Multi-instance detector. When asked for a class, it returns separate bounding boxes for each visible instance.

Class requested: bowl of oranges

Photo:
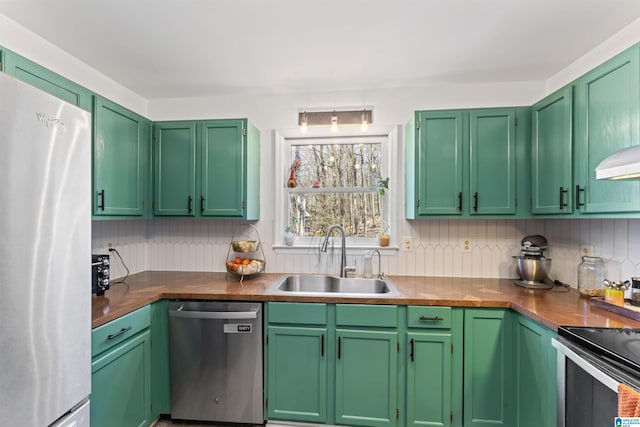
[226,257,265,275]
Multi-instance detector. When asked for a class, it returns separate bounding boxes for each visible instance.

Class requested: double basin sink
[267,274,401,298]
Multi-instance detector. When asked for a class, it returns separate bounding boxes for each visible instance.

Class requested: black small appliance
[92,254,110,295]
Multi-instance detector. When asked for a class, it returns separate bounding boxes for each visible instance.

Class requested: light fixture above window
[298,108,373,133]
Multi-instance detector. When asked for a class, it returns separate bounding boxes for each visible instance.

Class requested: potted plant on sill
[284,216,298,246]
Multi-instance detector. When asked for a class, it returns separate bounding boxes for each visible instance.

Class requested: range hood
[595,145,640,180]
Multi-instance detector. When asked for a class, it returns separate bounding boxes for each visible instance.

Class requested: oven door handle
[552,338,619,392]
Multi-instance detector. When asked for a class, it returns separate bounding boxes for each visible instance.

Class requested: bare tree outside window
[287,142,384,238]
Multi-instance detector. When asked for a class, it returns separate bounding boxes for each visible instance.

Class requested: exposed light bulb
[361,110,369,132]
[300,112,308,133]
[331,112,339,133]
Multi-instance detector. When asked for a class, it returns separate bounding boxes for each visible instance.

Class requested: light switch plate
[402,236,413,252]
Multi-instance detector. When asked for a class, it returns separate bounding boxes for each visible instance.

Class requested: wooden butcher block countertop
[91,271,640,330]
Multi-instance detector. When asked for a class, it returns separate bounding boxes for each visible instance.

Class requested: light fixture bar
[298,109,373,127]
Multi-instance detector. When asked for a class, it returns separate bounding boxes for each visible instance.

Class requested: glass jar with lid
[578,256,606,298]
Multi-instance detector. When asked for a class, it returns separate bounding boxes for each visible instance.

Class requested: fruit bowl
[226,258,265,275]
[231,240,260,252]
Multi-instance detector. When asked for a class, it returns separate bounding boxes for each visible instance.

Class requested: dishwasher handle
[169,306,258,320]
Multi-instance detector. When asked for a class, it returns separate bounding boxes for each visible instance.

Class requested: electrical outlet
[402,236,413,252]
[462,239,472,253]
[580,245,593,256]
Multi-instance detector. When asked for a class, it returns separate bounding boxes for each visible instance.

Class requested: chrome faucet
[371,249,385,279]
[320,224,356,278]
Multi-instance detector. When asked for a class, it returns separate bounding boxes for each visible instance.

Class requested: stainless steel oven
[552,327,640,427]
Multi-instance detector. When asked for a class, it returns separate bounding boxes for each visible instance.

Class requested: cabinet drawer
[407,306,452,329]
[92,305,151,357]
[336,304,398,328]
[267,302,327,325]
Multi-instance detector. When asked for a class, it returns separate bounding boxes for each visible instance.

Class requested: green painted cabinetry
[531,86,573,214]
[515,314,557,427]
[91,306,152,427]
[2,49,92,111]
[150,300,171,419]
[265,302,400,427]
[574,44,640,213]
[463,308,515,427]
[265,302,328,423]
[153,119,260,219]
[407,108,528,218]
[406,306,462,427]
[93,96,151,217]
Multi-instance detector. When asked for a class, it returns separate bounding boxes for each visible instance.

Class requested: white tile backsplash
[92,218,640,288]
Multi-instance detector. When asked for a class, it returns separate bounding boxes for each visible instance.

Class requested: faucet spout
[320,224,353,278]
[371,249,384,279]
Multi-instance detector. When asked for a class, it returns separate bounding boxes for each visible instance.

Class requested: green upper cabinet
[153,122,197,216]
[531,86,574,214]
[152,119,260,220]
[407,108,527,218]
[414,111,464,215]
[574,44,640,213]
[469,109,517,215]
[3,49,92,111]
[93,96,151,217]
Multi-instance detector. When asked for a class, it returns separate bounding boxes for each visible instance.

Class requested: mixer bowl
[512,256,551,283]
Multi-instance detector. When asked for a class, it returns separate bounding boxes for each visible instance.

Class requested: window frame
[273,129,400,253]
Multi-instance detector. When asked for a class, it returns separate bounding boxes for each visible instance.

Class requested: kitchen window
[274,131,398,251]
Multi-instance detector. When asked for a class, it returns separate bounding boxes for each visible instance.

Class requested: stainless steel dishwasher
[168,301,263,424]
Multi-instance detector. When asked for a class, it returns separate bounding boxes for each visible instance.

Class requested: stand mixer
[512,235,554,290]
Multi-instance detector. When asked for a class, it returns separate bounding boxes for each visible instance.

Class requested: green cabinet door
[199,120,248,217]
[575,44,640,213]
[150,300,170,419]
[153,122,197,216]
[415,111,464,215]
[266,325,328,423]
[469,109,517,215]
[532,86,573,214]
[407,331,452,427]
[515,315,557,427]
[463,309,515,427]
[335,329,398,427]
[93,96,151,217]
[3,49,92,111]
[91,330,151,427]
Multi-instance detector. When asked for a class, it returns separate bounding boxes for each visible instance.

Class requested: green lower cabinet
[515,314,557,427]
[335,329,398,427]
[150,300,171,419]
[91,330,152,427]
[463,309,515,427]
[406,331,452,427]
[266,325,328,423]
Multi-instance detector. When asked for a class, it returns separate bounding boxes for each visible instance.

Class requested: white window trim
[273,127,400,254]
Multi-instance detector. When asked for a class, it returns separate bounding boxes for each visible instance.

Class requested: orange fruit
[242,258,250,265]
[235,257,242,264]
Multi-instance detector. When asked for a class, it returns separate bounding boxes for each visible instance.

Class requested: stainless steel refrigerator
[0,72,91,426]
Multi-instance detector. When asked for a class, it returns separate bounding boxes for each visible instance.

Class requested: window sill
[272,244,398,256]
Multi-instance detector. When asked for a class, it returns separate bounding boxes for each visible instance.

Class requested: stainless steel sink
[267,275,401,297]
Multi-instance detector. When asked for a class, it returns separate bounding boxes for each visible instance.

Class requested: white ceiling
[2,0,640,100]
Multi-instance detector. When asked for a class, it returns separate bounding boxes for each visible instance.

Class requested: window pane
[289,192,383,238]
[290,143,382,189]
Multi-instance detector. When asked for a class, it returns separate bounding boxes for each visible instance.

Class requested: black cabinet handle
[419,316,444,322]
[200,195,205,214]
[321,334,324,357]
[410,338,414,362]
[458,192,462,211]
[98,189,105,211]
[473,192,478,212]
[575,185,585,208]
[338,336,342,359]
[107,326,132,341]
[559,187,568,210]
[188,196,193,214]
